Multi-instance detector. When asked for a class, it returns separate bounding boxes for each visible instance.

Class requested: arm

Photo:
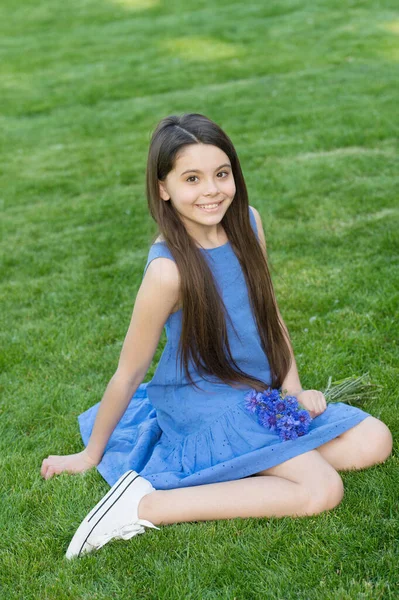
[277,318,303,396]
[85,257,181,462]
[41,256,181,478]
[250,206,303,396]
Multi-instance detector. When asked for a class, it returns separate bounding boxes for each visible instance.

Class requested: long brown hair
[145,113,291,392]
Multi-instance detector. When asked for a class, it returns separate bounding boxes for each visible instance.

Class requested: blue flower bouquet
[244,388,312,441]
[244,373,377,442]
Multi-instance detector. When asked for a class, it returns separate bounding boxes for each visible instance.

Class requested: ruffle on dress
[79,383,371,490]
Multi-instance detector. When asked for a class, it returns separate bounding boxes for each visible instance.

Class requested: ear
[158,180,170,201]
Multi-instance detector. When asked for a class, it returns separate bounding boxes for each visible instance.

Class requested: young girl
[41,113,392,559]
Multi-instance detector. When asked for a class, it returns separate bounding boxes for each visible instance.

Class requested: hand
[40,449,99,480]
[296,389,327,418]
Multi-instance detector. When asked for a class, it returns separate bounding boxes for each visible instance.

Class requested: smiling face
[158,143,236,244]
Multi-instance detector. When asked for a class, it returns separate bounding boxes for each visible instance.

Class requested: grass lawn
[1,0,398,597]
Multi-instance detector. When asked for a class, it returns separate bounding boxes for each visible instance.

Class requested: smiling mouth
[196,200,224,211]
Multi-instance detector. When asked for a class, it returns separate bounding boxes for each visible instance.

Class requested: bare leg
[138,449,344,525]
[315,416,393,471]
[139,476,308,525]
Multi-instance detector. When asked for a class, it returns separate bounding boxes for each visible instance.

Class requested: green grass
[1,0,398,597]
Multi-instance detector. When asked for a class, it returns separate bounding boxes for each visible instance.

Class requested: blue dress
[78,207,371,489]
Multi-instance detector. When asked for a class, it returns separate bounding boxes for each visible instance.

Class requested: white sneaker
[65,470,160,559]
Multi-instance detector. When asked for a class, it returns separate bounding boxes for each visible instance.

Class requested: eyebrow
[180,163,231,176]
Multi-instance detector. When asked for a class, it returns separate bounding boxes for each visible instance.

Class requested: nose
[204,180,219,196]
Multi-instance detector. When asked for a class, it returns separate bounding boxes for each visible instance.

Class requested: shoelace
[92,519,160,549]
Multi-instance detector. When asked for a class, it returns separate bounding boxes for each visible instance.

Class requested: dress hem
[83,409,371,490]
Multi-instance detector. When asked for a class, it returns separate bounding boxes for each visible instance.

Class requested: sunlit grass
[380,19,399,34]
[161,36,245,61]
[110,0,159,9]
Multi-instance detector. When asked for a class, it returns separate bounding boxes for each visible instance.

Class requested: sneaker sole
[66,470,140,559]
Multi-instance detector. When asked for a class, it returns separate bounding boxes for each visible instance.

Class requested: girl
[41,113,393,559]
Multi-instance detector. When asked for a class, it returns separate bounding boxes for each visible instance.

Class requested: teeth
[198,203,219,209]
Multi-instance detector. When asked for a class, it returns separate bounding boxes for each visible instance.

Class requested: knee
[305,471,344,516]
[360,417,393,466]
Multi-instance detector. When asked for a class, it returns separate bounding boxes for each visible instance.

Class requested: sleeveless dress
[78,207,371,490]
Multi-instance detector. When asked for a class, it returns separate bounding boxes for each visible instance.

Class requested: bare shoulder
[249,204,262,225]
[144,256,180,293]
[154,234,165,243]
[144,256,182,314]
[249,205,267,256]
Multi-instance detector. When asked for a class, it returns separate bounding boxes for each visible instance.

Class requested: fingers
[313,391,327,417]
[41,456,67,480]
[40,452,95,480]
[298,390,327,418]
[40,457,52,478]
[318,391,327,413]
[43,465,64,480]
